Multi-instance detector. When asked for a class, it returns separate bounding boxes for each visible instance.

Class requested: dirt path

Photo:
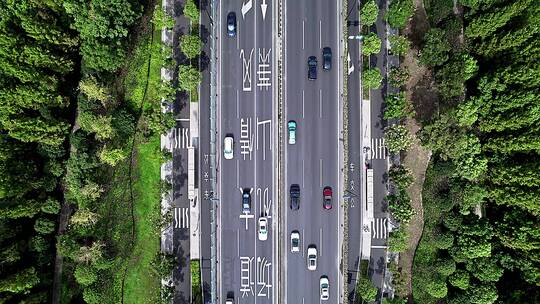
[398,119,431,299]
[393,0,434,299]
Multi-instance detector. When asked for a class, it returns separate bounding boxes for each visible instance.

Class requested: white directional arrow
[261,0,268,20]
[347,52,354,75]
[241,0,253,19]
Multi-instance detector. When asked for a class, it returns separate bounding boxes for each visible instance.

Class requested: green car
[288,120,297,144]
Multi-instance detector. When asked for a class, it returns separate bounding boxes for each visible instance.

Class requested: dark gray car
[290,184,300,210]
[322,47,332,70]
[307,56,317,80]
[242,189,251,213]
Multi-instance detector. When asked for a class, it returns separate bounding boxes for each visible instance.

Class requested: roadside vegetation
[0,0,179,301]
[411,0,540,303]
[0,1,77,301]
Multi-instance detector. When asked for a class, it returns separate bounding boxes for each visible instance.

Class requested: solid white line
[319,228,323,257]
[236,89,239,118]
[302,229,305,257]
[302,20,305,50]
[320,159,323,187]
[319,89,323,118]
[302,90,305,118]
[236,25,240,50]
[302,159,305,188]
[319,20,322,48]
[236,159,239,188]
[237,229,240,256]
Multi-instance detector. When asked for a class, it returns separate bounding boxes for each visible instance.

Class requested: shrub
[388,227,409,252]
[389,35,411,56]
[384,92,413,119]
[389,165,414,190]
[389,66,410,88]
[384,125,413,153]
[388,193,415,223]
[152,5,175,29]
[357,277,378,302]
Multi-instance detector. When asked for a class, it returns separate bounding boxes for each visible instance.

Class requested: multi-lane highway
[284,1,342,303]
[217,1,276,303]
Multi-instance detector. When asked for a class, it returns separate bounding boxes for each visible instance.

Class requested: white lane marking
[302,90,305,118]
[302,20,305,50]
[319,20,322,48]
[236,159,240,188]
[348,51,354,75]
[319,228,323,257]
[237,25,240,50]
[319,159,323,187]
[236,89,239,118]
[260,0,268,20]
[241,0,253,19]
[302,159,305,188]
[237,229,240,256]
[302,229,305,257]
[319,89,323,118]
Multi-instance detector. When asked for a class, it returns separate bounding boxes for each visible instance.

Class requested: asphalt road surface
[284,1,342,303]
[217,1,276,303]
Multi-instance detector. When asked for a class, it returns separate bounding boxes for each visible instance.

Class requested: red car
[323,187,332,210]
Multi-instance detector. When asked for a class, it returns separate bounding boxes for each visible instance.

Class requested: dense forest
[412,0,540,303]
[0,1,78,302]
[0,0,167,302]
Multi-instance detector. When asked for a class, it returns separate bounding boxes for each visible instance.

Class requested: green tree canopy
[180,34,202,60]
[386,0,414,29]
[420,28,451,66]
[362,67,383,89]
[178,64,202,91]
[362,33,382,56]
[361,0,379,27]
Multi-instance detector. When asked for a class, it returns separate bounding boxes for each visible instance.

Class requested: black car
[227,12,237,37]
[290,184,300,210]
[242,189,251,213]
[307,56,317,80]
[322,47,332,70]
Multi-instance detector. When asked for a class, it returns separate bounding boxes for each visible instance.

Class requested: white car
[225,298,234,304]
[223,136,234,160]
[307,245,317,271]
[258,217,268,241]
[320,276,329,300]
[290,231,300,252]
